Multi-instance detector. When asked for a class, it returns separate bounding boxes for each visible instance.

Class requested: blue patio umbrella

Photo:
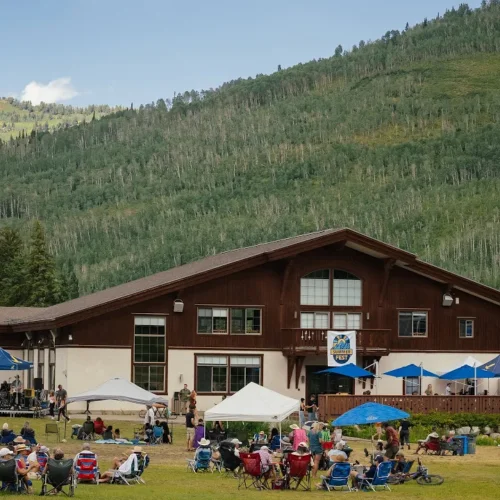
[332,402,409,426]
[478,355,500,376]
[439,365,495,381]
[315,363,374,378]
[0,348,33,370]
[384,363,439,378]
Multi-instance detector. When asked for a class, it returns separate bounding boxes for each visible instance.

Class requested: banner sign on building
[327,330,356,367]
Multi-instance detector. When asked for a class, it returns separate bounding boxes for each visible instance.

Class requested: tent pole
[279,421,282,451]
[420,363,423,395]
[474,364,477,396]
[203,421,206,438]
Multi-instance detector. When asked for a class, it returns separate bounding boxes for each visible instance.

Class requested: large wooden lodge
[1,228,500,412]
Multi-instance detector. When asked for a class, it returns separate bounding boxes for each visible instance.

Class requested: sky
[1,0,482,107]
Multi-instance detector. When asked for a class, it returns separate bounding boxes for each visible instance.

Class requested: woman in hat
[289,424,307,451]
[15,443,39,493]
[194,437,211,460]
[98,446,143,483]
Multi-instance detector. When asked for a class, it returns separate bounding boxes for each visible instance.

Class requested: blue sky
[1,0,482,107]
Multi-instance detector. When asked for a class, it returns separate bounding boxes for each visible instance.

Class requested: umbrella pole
[474,364,477,396]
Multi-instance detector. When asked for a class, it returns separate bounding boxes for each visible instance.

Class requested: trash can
[453,436,466,456]
[467,436,476,455]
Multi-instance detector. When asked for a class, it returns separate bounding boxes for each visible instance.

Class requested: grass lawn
[3,416,500,498]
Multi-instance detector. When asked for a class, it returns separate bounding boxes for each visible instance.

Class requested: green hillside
[2,2,500,296]
[0,98,118,142]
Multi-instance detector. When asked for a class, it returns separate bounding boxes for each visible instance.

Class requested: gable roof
[1,227,500,332]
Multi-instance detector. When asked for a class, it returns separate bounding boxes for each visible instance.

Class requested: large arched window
[300,270,330,305]
[333,270,362,306]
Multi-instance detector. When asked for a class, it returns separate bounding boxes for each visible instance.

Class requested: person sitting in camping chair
[98,447,141,483]
[41,449,75,495]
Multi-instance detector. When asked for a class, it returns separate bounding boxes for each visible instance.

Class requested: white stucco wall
[58,348,137,413]
[167,349,302,411]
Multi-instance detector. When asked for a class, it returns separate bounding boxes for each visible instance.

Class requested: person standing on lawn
[56,385,70,423]
[398,418,411,450]
[179,384,191,414]
[383,422,400,459]
[185,407,195,451]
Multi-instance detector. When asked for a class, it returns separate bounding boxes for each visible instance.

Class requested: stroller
[40,458,76,497]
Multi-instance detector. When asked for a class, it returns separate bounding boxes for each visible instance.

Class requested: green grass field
[2,416,499,498]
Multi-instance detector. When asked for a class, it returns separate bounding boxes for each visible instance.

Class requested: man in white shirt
[445,383,452,396]
[144,406,155,427]
[98,446,141,483]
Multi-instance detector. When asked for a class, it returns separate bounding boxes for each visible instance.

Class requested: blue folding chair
[152,425,164,445]
[321,462,352,491]
[269,435,281,451]
[187,448,213,473]
[359,461,392,491]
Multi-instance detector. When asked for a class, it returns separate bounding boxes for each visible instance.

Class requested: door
[306,365,353,401]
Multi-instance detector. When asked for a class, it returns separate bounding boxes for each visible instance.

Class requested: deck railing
[281,329,390,354]
[318,394,500,419]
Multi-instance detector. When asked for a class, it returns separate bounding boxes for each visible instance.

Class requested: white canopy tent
[204,383,299,446]
[67,377,169,406]
[204,382,300,422]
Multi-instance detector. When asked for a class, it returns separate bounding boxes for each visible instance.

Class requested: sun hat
[231,438,242,445]
[429,432,439,438]
[13,436,25,444]
[132,446,143,453]
[290,424,299,430]
[0,448,13,457]
[2,424,8,430]
[281,437,291,443]
[15,444,29,453]
[259,431,265,435]
[40,446,50,453]
[260,445,269,450]
[199,438,210,446]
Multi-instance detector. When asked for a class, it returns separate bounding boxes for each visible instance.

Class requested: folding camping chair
[187,448,212,473]
[75,452,99,484]
[152,425,164,445]
[238,452,268,490]
[40,458,76,497]
[286,453,311,490]
[219,442,241,477]
[80,421,96,441]
[112,453,149,485]
[0,458,23,493]
[359,461,392,492]
[45,423,60,442]
[321,462,352,492]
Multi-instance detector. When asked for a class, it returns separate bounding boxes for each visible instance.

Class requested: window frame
[230,308,262,335]
[403,376,421,395]
[458,318,474,339]
[300,311,330,329]
[132,315,167,393]
[332,312,362,330]
[300,269,330,306]
[332,270,363,307]
[398,310,428,338]
[194,354,263,395]
[197,307,229,335]
[197,307,263,335]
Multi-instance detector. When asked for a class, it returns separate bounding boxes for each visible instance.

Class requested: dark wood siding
[65,245,500,353]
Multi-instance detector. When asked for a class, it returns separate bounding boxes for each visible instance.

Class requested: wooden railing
[281,329,390,354]
[318,394,500,419]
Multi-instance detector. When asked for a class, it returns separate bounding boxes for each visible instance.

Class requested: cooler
[455,435,468,455]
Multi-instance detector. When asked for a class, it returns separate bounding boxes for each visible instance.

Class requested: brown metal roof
[2,227,500,331]
[2,228,345,327]
[0,307,45,322]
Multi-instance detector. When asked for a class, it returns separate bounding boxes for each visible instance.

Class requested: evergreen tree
[0,228,27,306]
[25,220,59,307]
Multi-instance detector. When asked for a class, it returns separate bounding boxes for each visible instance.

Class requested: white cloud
[20,77,79,105]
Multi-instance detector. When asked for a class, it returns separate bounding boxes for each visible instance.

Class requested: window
[333,270,362,306]
[399,311,428,337]
[197,308,228,334]
[196,355,262,393]
[231,308,262,334]
[230,357,261,392]
[133,316,166,392]
[196,356,228,393]
[333,313,362,330]
[300,312,329,329]
[300,270,330,305]
[134,365,165,392]
[459,319,474,338]
[404,377,420,395]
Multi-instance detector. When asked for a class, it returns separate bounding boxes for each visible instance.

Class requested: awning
[204,382,299,422]
[0,348,33,370]
[67,377,169,406]
[478,355,500,376]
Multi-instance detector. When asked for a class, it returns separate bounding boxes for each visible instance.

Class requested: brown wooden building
[1,228,499,411]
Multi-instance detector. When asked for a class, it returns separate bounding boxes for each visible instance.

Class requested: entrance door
[306,366,353,400]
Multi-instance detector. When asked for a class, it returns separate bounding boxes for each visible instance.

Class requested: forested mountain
[2,2,500,297]
[0,98,119,142]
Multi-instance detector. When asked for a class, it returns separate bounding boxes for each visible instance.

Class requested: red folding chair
[286,453,311,490]
[75,452,100,484]
[238,452,268,490]
[36,452,49,474]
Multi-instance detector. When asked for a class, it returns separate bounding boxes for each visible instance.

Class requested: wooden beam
[378,258,396,307]
[280,259,295,305]
[295,356,305,389]
[287,356,296,389]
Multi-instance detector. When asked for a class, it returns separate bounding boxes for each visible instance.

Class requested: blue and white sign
[327,330,356,367]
